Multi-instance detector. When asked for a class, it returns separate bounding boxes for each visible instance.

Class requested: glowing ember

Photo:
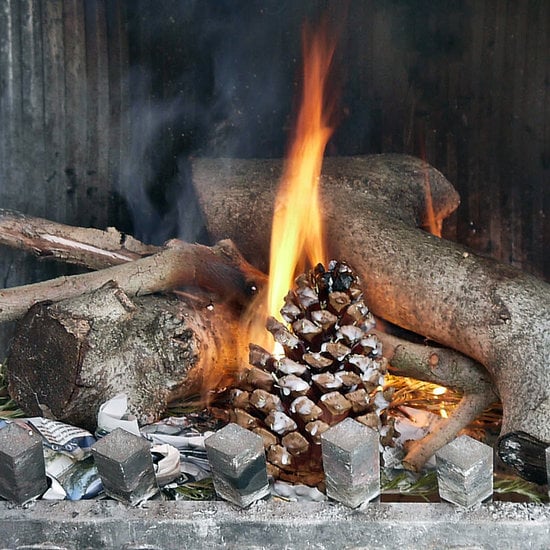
[419,143,443,238]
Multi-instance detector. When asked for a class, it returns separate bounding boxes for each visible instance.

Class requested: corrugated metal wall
[0,0,128,355]
[0,0,548,358]
[119,0,549,279]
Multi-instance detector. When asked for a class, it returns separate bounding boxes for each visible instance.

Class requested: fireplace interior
[0,1,549,548]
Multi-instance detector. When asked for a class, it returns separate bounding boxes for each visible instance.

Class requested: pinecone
[229,260,396,486]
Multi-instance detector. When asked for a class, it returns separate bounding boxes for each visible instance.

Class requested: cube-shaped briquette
[435,434,493,507]
[205,423,270,508]
[321,417,380,508]
[91,427,159,505]
[0,422,47,504]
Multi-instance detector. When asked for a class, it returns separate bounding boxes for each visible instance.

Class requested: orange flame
[418,141,442,238]
[243,21,338,353]
[423,173,442,238]
[264,22,337,337]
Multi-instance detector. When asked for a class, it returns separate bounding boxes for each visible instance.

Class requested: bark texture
[7,284,242,430]
[0,239,266,322]
[191,154,550,479]
[0,209,160,269]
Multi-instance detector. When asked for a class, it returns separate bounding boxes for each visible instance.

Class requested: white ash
[290,396,314,415]
[336,325,364,345]
[374,392,389,411]
[271,480,326,502]
[348,354,377,374]
[277,374,310,395]
[265,411,297,435]
[277,357,308,376]
[312,373,342,390]
[281,301,301,323]
[320,341,351,361]
[360,335,383,356]
[295,286,319,308]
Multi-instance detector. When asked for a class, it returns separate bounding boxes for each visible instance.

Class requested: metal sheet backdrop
[0,0,548,357]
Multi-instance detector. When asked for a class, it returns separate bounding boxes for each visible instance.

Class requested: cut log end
[6,285,239,430]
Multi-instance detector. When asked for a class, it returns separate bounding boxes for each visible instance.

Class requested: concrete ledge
[1,501,549,549]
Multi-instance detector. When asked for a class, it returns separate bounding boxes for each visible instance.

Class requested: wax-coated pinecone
[229,260,396,486]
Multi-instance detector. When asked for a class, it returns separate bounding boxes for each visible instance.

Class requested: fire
[419,142,442,238]
[243,21,337,354]
[423,173,442,238]
[267,23,336,319]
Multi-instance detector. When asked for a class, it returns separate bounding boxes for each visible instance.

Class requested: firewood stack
[228,260,397,485]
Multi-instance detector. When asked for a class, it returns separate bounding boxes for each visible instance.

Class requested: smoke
[116,1,304,245]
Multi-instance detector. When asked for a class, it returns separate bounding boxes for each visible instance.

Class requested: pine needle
[382,470,438,501]
[386,374,502,432]
[163,478,216,501]
[493,475,547,504]
[0,362,24,419]
[381,470,548,503]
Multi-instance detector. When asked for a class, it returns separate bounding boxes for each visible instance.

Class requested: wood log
[0,208,160,269]
[190,154,550,482]
[0,238,267,322]
[7,283,243,430]
[0,215,264,429]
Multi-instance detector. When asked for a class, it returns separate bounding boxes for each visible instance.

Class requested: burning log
[0,211,265,429]
[7,283,243,431]
[191,154,550,483]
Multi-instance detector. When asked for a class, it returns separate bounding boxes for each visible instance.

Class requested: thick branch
[191,155,550,480]
[374,330,495,395]
[0,209,159,269]
[0,240,267,322]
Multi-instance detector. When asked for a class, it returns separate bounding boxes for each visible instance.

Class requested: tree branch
[0,209,159,269]
[373,329,499,471]
[0,239,267,322]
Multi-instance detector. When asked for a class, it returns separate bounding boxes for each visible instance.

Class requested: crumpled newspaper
[0,394,212,500]
[95,393,141,438]
[141,416,213,483]
[0,417,102,500]
[98,394,212,486]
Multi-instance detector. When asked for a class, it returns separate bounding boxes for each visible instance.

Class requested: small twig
[402,391,496,472]
[374,329,499,471]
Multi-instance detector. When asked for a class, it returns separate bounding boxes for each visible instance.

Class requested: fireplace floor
[1,500,549,549]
